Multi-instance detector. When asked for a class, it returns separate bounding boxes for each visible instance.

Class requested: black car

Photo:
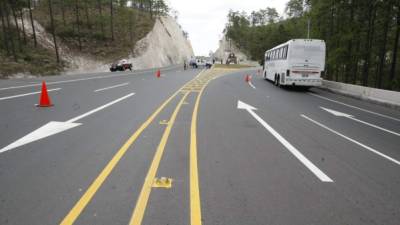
[110,59,132,72]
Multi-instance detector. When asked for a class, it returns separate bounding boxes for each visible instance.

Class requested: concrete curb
[318,80,400,111]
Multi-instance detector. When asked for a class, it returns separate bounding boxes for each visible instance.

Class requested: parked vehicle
[189,58,198,68]
[110,59,132,72]
[263,39,326,88]
[205,60,212,69]
[226,52,237,64]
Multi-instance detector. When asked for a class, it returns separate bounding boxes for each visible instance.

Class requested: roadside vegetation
[214,64,253,69]
[225,0,400,91]
[0,0,169,77]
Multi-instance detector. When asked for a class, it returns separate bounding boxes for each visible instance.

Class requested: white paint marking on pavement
[66,93,134,123]
[302,114,400,166]
[237,100,333,182]
[94,82,129,92]
[321,107,400,136]
[308,93,400,122]
[248,82,256,89]
[0,93,134,154]
[0,122,81,154]
[0,69,155,91]
[0,88,61,101]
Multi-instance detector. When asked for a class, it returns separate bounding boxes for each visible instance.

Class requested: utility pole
[307,19,310,39]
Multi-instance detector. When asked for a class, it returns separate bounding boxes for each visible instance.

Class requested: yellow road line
[190,84,208,225]
[60,72,204,225]
[129,92,189,225]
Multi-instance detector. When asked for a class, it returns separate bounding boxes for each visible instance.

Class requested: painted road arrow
[320,107,400,136]
[0,93,134,154]
[238,100,333,182]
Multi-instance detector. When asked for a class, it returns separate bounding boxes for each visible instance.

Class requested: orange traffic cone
[245,75,251,83]
[156,69,161,78]
[37,81,53,107]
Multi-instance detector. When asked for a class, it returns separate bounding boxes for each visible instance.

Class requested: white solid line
[238,101,333,182]
[0,88,61,101]
[309,93,400,122]
[350,117,400,137]
[248,82,256,89]
[0,70,154,91]
[301,114,400,166]
[66,93,135,123]
[320,107,400,136]
[94,82,129,92]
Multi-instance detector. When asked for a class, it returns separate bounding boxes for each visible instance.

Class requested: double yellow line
[60,71,206,225]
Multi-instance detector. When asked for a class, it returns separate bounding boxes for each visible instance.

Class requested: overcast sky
[167,0,288,56]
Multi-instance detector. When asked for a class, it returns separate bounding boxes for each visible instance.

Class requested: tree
[9,0,22,52]
[389,3,400,89]
[285,0,304,18]
[266,7,279,24]
[74,0,82,51]
[3,1,18,61]
[48,0,60,63]
[0,2,10,55]
[97,0,105,36]
[27,0,37,47]
[110,0,114,41]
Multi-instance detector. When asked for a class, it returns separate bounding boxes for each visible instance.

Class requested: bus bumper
[284,78,322,86]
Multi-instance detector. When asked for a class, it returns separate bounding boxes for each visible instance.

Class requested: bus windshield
[290,44,325,63]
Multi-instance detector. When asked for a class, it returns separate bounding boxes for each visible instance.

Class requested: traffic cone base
[37,81,53,107]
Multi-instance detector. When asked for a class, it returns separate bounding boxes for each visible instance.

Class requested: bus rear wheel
[275,75,280,86]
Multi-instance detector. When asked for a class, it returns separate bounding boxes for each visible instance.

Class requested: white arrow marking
[321,107,400,137]
[309,93,400,122]
[0,93,134,154]
[0,122,81,154]
[302,114,400,166]
[94,82,129,92]
[248,81,256,89]
[0,88,61,101]
[238,100,333,182]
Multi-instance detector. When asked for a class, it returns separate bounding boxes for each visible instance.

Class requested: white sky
[167,0,288,56]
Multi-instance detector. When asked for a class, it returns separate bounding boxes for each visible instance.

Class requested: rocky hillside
[129,16,194,70]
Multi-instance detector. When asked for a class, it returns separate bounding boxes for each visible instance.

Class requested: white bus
[263,39,326,88]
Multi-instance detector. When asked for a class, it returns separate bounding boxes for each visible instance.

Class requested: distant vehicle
[205,60,212,69]
[263,39,325,88]
[196,59,206,67]
[110,59,132,72]
[189,58,198,68]
[226,52,237,64]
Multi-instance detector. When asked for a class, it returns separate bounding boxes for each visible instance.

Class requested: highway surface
[0,65,399,225]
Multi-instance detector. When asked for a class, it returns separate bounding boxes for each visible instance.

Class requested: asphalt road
[0,65,399,225]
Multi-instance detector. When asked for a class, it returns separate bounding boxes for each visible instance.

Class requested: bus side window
[282,46,287,59]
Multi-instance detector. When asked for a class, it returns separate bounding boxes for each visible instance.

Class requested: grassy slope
[0,3,154,78]
[33,2,154,62]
